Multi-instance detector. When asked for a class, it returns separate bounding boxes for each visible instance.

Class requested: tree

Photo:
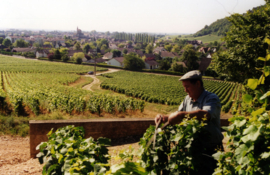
[59,48,68,56]
[100,44,108,50]
[111,50,121,57]
[73,52,84,64]
[171,62,187,73]
[123,53,145,71]
[171,45,180,53]
[13,39,29,47]
[74,42,81,50]
[118,43,125,48]
[182,49,199,71]
[83,44,91,54]
[145,44,153,54]
[213,3,270,81]
[123,48,128,54]
[158,59,171,70]
[2,39,11,47]
[48,53,54,61]
[164,44,173,52]
[183,44,194,51]
[61,55,69,62]
[0,37,3,44]
[54,49,61,60]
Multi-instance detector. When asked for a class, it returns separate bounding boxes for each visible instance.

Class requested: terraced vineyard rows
[0,72,145,115]
[100,71,242,112]
[0,55,107,73]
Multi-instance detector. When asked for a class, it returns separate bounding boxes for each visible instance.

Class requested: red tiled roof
[198,58,212,71]
[113,57,124,63]
[145,60,158,66]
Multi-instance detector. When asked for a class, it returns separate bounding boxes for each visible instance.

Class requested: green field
[162,34,223,43]
[0,55,107,73]
[100,71,241,113]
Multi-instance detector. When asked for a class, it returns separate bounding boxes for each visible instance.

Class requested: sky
[0,0,266,34]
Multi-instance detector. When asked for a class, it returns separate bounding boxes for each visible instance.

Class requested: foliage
[111,50,121,58]
[213,4,270,82]
[194,18,231,37]
[214,114,270,174]
[171,62,187,73]
[139,116,209,174]
[164,44,172,52]
[48,53,54,61]
[73,52,84,64]
[157,59,171,70]
[118,43,125,48]
[182,49,199,71]
[145,44,153,54]
[54,49,61,60]
[37,125,111,175]
[61,55,69,62]
[2,38,12,47]
[83,43,91,54]
[13,39,29,47]
[0,37,3,44]
[74,42,81,50]
[22,51,35,58]
[123,53,145,71]
[100,71,239,106]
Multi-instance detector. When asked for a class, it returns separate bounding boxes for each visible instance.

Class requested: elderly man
[155,70,224,175]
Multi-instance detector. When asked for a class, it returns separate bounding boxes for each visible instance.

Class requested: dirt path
[82,69,120,91]
[0,135,139,175]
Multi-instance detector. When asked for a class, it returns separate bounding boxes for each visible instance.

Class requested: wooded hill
[193,18,231,37]
[193,5,263,37]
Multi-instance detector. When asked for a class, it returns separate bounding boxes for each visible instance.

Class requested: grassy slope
[161,34,223,43]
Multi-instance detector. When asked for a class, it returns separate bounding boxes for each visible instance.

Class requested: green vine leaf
[247,79,258,90]
[264,66,270,77]
[251,108,265,117]
[258,57,266,61]
[242,94,253,104]
[258,75,265,85]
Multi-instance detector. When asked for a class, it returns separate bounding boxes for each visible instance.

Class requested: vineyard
[100,71,242,113]
[0,55,107,73]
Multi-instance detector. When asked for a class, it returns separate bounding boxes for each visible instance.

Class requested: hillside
[193,5,264,37]
[193,18,231,37]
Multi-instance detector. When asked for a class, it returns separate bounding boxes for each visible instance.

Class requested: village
[0,27,224,75]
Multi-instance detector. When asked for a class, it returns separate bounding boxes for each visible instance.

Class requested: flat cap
[179,70,202,81]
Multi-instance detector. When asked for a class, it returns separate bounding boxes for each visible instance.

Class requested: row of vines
[0,72,145,116]
[100,71,242,113]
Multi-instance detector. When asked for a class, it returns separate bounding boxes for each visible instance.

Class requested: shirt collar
[191,89,206,103]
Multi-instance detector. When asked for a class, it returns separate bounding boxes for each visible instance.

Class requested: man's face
[182,80,200,99]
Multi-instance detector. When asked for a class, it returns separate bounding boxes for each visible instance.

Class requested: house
[107,57,125,67]
[198,47,210,54]
[36,50,49,58]
[153,47,166,54]
[109,43,118,49]
[12,47,36,54]
[67,49,82,58]
[145,60,159,69]
[160,51,176,58]
[198,58,212,74]
[103,52,113,60]
[87,58,106,63]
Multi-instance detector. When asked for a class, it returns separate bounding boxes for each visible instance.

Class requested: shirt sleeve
[202,94,221,120]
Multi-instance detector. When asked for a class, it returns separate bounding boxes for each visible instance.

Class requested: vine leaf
[241,125,262,143]
[247,79,258,90]
[251,108,265,117]
[258,57,266,61]
[242,94,252,104]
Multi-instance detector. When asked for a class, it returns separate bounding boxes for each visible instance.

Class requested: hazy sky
[0,0,266,34]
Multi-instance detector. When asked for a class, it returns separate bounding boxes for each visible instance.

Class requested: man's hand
[155,114,168,124]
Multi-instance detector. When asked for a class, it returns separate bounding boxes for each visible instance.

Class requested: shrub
[61,54,69,62]
[47,53,54,61]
